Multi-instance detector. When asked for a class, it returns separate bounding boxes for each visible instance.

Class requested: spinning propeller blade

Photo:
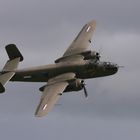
[81,80,88,98]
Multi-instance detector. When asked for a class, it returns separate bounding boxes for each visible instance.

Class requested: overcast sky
[0,0,140,140]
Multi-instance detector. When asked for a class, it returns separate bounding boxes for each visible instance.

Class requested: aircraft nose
[112,64,119,74]
[105,62,118,74]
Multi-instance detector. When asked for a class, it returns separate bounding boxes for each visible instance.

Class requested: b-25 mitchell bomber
[0,20,118,117]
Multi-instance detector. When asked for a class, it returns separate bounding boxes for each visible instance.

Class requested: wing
[35,73,75,117]
[63,20,96,57]
[55,20,96,63]
[35,82,68,117]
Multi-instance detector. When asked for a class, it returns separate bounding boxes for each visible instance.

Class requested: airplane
[0,20,118,117]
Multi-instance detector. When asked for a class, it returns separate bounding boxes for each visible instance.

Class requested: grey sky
[0,0,140,140]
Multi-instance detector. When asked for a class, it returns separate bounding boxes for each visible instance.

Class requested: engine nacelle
[55,50,100,63]
[64,79,84,93]
[82,50,100,61]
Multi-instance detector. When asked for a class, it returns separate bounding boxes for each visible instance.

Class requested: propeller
[81,80,88,98]
[118,65,124,68]
[83,85,88,98]
[96,52,100,61]
[96,45,102,61]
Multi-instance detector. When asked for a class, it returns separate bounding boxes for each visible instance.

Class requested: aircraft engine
[64,79,84,92]
[83,51,100,61]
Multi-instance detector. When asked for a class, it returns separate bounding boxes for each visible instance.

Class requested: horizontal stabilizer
[0,72,15,93]
[3,58,20,72]
[5,44,23,61]
[0,72,15,85]
[0,44,24,93]
[0,58,21,93]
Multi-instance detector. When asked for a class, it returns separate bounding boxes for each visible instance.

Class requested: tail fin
[0,44,23,93]
[5,44,23,62]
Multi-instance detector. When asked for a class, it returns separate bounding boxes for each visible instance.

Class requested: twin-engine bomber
[0,20,118,117]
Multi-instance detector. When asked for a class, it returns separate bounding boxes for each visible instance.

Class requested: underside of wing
[35,73,76,117]
[63,20,96,57]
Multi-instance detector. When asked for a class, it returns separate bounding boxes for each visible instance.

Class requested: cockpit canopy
[103,62,117,68]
